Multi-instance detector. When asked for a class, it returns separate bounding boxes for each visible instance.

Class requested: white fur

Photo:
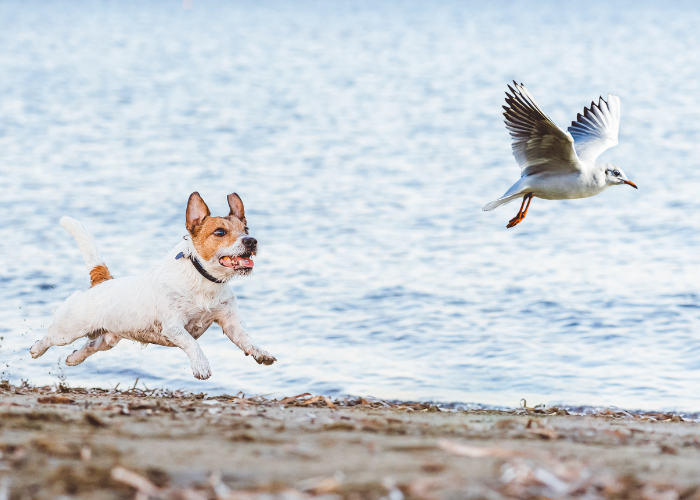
[31,220,276,380]
[60,216,106,270]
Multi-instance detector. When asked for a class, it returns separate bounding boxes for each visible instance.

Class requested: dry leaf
[528,427,561,440]
[284,444,320,459]
[32,438,79,458]
[409,476,460,500]
[439,440,528,459]
[37,395,74,404]
[324,422,356,431]
[495,419,524,430]
[278,393,311,405]
[421,463,447,473]
[299,396,323,406]
[295,472,344,494]
[84,412,107,427]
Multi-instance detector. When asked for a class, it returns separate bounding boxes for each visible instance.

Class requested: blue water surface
[2,0,700,410]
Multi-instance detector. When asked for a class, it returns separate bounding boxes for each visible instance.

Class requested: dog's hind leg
[31,321,92,359]
[30,325,62,359]
[31,292,94,359]
[30,335,52,359]
[65,332,120,366]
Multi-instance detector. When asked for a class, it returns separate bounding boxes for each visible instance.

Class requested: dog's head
[186,191,257,279]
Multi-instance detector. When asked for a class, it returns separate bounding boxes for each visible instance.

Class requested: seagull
[483,81,637,228]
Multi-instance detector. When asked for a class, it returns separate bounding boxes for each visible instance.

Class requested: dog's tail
[60,216,113,287]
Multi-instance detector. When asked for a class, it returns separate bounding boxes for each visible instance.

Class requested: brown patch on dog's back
[190,217,247,261]
[90,265,113,288]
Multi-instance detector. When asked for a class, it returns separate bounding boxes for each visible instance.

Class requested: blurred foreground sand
[2,384,700,499]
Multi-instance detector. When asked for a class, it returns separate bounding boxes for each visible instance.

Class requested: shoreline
[4,383,700,499]
[7,377,700,419]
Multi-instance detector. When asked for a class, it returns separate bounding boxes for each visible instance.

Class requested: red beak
[623,180,638,189]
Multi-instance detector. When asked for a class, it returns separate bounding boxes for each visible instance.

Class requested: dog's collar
[176,252,227,284]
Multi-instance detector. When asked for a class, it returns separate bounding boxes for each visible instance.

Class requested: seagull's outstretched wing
[567,94,620,163]
[504,82,581,177]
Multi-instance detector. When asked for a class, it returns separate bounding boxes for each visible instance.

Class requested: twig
[111,466,160,497]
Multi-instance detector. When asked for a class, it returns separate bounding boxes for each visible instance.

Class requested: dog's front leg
[162,320,212,380]
[217,301,276,366]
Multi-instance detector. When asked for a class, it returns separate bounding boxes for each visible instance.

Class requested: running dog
[30,191,276,379]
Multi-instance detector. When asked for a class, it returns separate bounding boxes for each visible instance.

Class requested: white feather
[567,94,621,162]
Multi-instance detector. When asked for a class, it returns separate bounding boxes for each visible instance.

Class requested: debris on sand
[1,382,698,499]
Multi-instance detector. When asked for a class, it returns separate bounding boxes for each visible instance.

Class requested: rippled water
[3,0,700,410]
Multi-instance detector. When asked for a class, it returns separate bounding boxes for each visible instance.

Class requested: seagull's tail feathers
[482,193,525,211]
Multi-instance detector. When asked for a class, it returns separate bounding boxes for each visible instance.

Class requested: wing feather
[567,94,620,162]
[503,82,581,176]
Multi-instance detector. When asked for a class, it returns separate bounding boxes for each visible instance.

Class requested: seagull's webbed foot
[506,193,532,229]
[507,214,524,228]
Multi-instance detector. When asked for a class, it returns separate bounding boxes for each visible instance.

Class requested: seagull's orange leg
[506,193,533,228]
[521,193,533,217]
[506,196,527,228]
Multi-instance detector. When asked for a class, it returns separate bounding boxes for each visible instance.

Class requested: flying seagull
[483,82,637,228]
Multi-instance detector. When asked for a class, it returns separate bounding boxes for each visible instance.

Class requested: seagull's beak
[623,180,638,189]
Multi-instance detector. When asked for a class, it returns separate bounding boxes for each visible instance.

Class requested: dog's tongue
[219,256,254,269]
[235,257,254,268]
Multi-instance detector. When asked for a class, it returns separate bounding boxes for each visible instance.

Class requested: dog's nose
[242,237,257,249]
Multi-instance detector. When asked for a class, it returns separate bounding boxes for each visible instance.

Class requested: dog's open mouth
[219,254,254,269]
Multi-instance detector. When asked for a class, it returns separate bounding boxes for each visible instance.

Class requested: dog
[30,191,276,380]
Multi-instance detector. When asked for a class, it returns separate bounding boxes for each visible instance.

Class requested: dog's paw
[246,346,277,366]
[30,340,48,359]
[65,350,83,366]
[190,357,212,380]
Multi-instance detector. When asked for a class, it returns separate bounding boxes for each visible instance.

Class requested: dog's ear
[186,192,211,234]
[227,193,246,225]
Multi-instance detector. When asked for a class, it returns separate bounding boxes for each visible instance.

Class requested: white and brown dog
[30,192,276,379]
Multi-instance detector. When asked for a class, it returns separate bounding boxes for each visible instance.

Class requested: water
[3,0,700,411]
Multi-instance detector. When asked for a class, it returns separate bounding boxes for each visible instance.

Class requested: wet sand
[2,383,700,499]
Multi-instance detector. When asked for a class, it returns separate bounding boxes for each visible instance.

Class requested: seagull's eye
[213,228,227,237]
[613,170,621,177]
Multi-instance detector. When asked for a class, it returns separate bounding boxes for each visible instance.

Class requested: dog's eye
[213,228,227,237]
[244,226,249,235]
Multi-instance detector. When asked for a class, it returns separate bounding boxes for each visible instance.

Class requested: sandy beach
[2,383,700,499]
